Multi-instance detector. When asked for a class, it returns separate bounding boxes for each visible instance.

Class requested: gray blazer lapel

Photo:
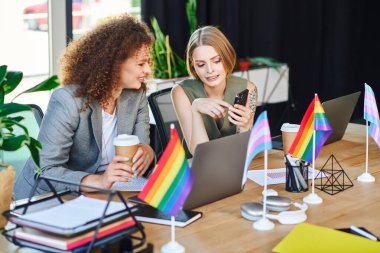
[90,101,102,151]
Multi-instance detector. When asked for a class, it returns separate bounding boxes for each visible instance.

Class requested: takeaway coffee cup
[281,123,300,155]
[113,134,140,166]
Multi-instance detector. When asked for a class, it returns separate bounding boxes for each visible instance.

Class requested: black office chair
[28,104,44,126]
[148,88,192,159]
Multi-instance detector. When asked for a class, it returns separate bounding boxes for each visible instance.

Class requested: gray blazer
[14,85,150,200]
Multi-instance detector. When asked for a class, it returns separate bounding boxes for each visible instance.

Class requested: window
[1,0,141,111]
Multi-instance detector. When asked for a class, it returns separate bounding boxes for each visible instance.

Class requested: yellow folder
[273,223,380,253]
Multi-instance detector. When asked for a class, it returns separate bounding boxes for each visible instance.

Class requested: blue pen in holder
[285,156,309,192]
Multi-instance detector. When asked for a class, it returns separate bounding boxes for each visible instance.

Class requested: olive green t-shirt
[179,76,247,140]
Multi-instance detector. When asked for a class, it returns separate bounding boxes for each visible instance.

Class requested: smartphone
[234,89,249,106]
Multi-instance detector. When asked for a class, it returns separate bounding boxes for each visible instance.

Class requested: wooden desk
[2,123,380,252]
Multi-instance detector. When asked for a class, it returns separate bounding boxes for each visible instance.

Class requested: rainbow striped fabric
[364,83,380,147]
[289,95,332,163]
[138,127,193,216]
[243,111,272,173]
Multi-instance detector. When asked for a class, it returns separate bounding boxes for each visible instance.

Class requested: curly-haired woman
[15,14,155,199]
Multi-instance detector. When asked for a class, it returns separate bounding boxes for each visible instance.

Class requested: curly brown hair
[59,14,154,109]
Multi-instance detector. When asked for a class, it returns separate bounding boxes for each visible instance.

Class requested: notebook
[322,91,361,144]
[133,205,201,227]
[10,196,133,236]
[271,91,361,149]
[14,217,136,250]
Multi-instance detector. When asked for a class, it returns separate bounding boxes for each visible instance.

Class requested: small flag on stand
[138,126,193,217]
[243,111,272,173]
[289,94,333,163]
[364,83,380,148]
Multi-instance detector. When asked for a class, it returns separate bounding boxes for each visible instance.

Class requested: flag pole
[357,120,375,182]
[366,120,369,174]
[160,124,187,253]
[303,94,323,204]
[171,216,175,242]
[253,135,274,230]
[160,217,185,253]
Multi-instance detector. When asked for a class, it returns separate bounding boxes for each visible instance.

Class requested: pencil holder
[285,160,309,192]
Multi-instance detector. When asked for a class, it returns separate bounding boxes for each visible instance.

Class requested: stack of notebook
[8,196,139,251]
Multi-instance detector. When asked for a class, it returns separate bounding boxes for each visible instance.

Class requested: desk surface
[2,123,380,253]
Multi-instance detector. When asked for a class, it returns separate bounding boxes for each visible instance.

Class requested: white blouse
[97,109,117,172]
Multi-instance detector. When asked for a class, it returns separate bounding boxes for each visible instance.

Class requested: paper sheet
[112,176,147,191]
[273,223,380,253]
[20,196,130,229]
[247,167,326,186]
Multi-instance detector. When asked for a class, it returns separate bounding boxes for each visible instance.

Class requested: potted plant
[0,65,59,229]
[150,0,197,79]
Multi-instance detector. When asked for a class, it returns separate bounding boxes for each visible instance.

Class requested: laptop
[183,131,250,210]
[322,91,361,144]
[129,131,250,210]
[271,91,361,149]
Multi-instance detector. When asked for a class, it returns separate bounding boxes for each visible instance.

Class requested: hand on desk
[80,145,154,191]
[80,156,134,190]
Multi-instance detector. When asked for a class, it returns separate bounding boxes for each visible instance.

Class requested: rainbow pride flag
[243,111,272,173]
[289,94,332,163]
[364,83,380,147]
[138,127,193,216]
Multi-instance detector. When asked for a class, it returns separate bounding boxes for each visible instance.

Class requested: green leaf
[2,117,30,136]
[0,103,31,117]
[12,75,60,101]
[27,137,42,170]
[248,57,284,69]
[0,65,7,84]
[0,135,29,151]
[186,0,198,35]
[4,71,23,95]
[4,116,24,123]
[0,87,4,105]
[23,75,59,93]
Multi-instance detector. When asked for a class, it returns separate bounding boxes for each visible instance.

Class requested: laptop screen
[322,91,360,145]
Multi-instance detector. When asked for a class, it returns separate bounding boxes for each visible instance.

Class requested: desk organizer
[2,175,151,253]
[285,160,309,192]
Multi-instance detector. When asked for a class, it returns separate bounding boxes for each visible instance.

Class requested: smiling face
[118,45,152,90]
[192,45,227,88]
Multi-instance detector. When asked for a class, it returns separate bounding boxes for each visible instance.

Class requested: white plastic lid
[280,123,300,132]
[113,134,140,146]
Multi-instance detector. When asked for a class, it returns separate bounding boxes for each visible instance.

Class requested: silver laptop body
[183,131,250,210]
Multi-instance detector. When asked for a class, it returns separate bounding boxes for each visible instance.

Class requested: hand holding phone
[234,89,249,106]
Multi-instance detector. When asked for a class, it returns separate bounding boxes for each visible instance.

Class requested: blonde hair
[186,26,236,80]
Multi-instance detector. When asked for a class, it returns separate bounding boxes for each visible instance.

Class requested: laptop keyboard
[272,135,283,150]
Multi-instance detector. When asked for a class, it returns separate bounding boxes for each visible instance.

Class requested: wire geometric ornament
[314,154,354,195]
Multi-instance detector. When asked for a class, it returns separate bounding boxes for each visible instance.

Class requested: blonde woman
[172,26,257,154]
